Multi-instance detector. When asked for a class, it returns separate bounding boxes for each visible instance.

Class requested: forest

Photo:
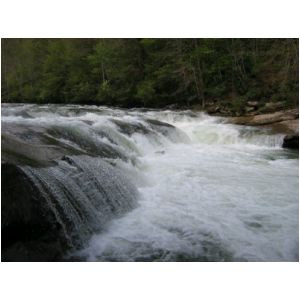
[1,38,299,114]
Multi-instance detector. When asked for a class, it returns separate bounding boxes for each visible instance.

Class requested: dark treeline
[1,38,299,113]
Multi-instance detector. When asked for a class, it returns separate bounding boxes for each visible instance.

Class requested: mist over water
[2,104,299,261]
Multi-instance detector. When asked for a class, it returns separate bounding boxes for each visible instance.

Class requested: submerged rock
[282,133,299,149]
[2,132,63,167]
[111,119,151,135]
[1,123,84,167]
[146,119,175,128]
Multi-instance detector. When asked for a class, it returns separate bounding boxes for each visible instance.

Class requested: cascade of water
[20,156,138,248]
[1,104,298,261]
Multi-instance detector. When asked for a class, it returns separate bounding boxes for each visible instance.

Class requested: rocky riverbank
[228,109,298,131]
[226,109,299,149]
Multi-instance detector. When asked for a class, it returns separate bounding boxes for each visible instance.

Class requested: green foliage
[136,80,156,105]
[1,38,298,111]
[231,97,247,115]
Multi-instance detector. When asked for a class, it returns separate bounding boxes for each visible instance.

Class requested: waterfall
[19,156,138,248]
[1,104,298,261]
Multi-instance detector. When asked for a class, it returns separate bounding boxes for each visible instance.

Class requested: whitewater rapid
[1,104,299,261]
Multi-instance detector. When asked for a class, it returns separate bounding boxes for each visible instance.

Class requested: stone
[245,106,255,113]
[247,101,259,108]
[1,162,69,261]
[112,119,151,135]
[228,109,298,126]
[282,133,299,149]
[206,106,220,114]
[146,119,175,128]
[262,101,285,112]
[267,119,299,134]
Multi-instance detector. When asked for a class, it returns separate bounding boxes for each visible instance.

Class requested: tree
[1,38,298,111]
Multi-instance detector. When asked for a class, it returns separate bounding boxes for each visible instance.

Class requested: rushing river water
[1,104,299,261]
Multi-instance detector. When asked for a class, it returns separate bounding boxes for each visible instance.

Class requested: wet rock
[282,133,299,149]
[48,125,126,160]
[1,123,85,167]
[146,119,180,139]
[2,132,63,167]
[112,119,151,135]
[146,119,174,128]
[206,106,220,114]
[1,163,69,261]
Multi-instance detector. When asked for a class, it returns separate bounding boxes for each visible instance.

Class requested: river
[1,104,299,261]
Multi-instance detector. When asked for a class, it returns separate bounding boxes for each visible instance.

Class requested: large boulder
[228,109,298,127]
[282,133,299,149]
[1,162,70,261]
[206,105,220,114]
[228,109,299,141]
[1,121,138,261]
